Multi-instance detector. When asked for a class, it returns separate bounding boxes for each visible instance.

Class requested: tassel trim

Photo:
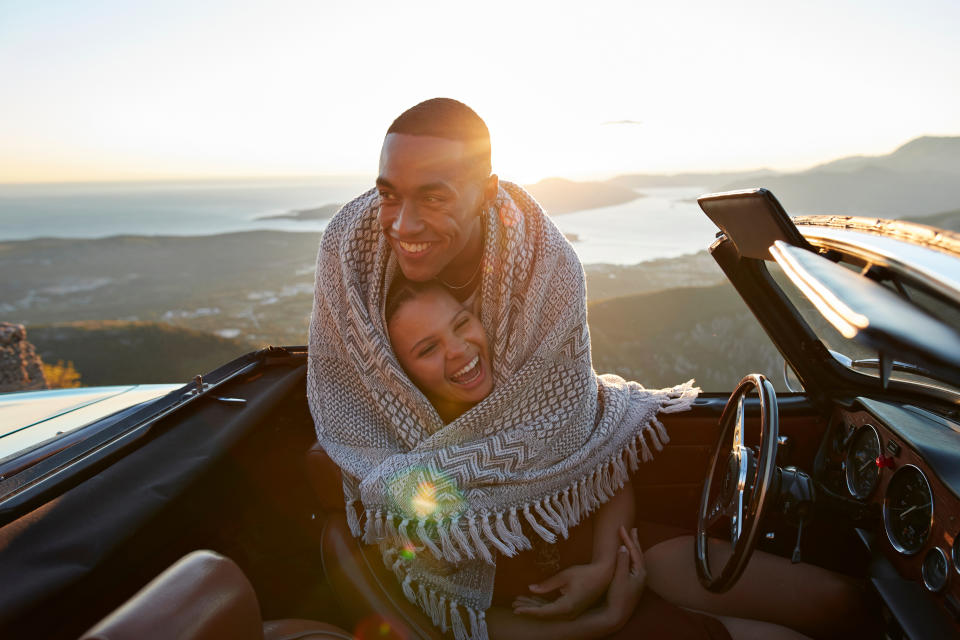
[352,380,697,565]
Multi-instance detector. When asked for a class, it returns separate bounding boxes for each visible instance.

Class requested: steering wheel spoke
[696,374,779,593]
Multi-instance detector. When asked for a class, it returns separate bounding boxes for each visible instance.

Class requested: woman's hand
[598,526,646,630]
[512,559,613,619]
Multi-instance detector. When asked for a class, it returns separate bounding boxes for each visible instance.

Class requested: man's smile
[394,238,437,257]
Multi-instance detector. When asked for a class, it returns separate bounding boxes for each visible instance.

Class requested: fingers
[528,568,568,594]
[513,594,575,618]
[619,526,645,576]
[511,596,548,609]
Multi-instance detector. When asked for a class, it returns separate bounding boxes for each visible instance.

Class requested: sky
[1,0,959,183]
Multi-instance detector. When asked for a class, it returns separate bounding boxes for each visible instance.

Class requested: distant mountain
[719,136,960,217]
[256,203,341,221]
[903,208,960,233]
[28,321,254,385]
[608,169,776,191]
[588,284,785,392]
[523,177,642,215]
[809,136,960,175]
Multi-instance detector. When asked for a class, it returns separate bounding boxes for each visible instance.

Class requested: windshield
[766,258,960,399]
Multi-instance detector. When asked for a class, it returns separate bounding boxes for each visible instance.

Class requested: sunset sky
[2,0,958,183]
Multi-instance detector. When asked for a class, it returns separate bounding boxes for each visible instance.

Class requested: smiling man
[375,100,499,304]
[307,98,700,640]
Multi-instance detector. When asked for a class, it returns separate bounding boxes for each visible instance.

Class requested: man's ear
[483,174,499,206]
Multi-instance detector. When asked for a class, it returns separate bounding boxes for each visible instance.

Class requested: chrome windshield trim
[795,223,960,304]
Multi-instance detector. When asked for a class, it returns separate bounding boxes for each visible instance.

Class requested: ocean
[0,178,716,265]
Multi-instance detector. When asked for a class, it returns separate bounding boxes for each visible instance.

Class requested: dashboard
[818,397,960,637]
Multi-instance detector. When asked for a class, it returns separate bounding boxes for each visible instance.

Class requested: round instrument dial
[883,465,933,555]
[923,547,949,593]
[845,425,881,499]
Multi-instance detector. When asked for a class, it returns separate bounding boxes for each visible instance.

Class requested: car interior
[1,190,959,639]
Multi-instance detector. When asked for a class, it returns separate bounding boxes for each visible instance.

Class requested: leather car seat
[80,549,352,640]
[321,512,443,639]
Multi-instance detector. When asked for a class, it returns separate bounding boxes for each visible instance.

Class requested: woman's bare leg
[643,535,876,639]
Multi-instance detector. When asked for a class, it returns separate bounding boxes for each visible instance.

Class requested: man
[307,98,697,640]
[374,99,498,306]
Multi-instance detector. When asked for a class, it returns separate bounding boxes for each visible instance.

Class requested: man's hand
[512,560,613,619]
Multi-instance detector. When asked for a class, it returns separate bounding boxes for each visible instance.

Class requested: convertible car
[1,189,958,639]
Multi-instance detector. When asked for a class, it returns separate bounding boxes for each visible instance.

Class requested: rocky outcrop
[0,323,47,392]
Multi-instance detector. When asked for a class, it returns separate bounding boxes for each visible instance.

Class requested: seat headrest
[80,550,263,640]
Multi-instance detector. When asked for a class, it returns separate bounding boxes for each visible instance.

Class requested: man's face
[377,133,488,282]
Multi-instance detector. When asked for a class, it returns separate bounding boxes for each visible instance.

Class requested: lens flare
[354,614,408,640]
[411,481,437,518]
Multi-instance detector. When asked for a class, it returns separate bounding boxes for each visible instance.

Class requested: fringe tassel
[417,517,444,560]
[547,494,569,538]
[467,514,494,564]
[571,482,582,520]
[362,508,375,544]
[638,428,654,462]
[477,611,488,640]
[418,583,429,611]
[398,518,414,550]
[385,510,398,541]
[450,601,468,640]
[627,438,640,472]
[468,607,479,640]
[438,595,448,633]
[374,509,384,541]
[508,507,531,550]
[438,518,463,563]
[391,556,404,580]
[345,501,361,537]
[450,516,476,560]
[652,416,670,448]
[429,589,441,626]
[481,511,515,557]
[523,503,557,543]
[401,574,416,603]
[497,510,529,551]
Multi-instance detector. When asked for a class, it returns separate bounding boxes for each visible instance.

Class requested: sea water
[0,179,715,265]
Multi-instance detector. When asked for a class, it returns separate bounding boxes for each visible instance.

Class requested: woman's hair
[385,276,449,325]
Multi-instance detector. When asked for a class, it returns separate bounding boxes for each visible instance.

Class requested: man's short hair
[387,98,492,178]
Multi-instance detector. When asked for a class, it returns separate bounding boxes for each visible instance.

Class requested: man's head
[377,98,498,282]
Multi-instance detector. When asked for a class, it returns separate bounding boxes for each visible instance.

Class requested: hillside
[903,208,960,233]
[588,284,784,391]
[523,178,642,214]
[719,136,960,217]
[28,321,254,385]
[609,169,775,191]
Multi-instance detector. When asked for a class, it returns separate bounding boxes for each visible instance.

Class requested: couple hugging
[308,99,857,640]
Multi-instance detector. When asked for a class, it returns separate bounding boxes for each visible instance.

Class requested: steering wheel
[695,373,779,593]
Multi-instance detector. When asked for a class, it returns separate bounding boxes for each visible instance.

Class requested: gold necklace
[437,216,486,290]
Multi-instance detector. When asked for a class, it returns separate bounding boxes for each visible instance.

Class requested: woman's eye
[454,318,469,330]
[418,344,436,357]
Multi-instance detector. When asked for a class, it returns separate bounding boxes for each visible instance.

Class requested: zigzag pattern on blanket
[308,180,701,640]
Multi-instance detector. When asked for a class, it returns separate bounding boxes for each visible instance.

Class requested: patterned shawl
[307,181,698,640]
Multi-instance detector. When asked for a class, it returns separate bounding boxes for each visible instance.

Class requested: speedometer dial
[883,465,933,555]
[845,425,881,499]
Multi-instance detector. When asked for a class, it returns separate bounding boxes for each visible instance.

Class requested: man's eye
[422,195,443,204]
[379,191,397,202]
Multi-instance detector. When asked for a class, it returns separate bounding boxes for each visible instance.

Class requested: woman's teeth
[451,356,480,383]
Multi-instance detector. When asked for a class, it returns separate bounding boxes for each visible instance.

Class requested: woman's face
[387,287,493,418]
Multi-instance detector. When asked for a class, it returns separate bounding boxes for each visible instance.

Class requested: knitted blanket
[307,181,699,640]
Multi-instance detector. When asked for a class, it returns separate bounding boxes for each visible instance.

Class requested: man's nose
[392,200,425,236]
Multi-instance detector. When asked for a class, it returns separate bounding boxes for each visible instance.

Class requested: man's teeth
[451,356,480,381]
[398,240,431,253]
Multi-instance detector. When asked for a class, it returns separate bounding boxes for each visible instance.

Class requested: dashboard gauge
[883,465,933,555]
[845,425,882,499]
[952,534,960,574]
[923,547,949,593]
